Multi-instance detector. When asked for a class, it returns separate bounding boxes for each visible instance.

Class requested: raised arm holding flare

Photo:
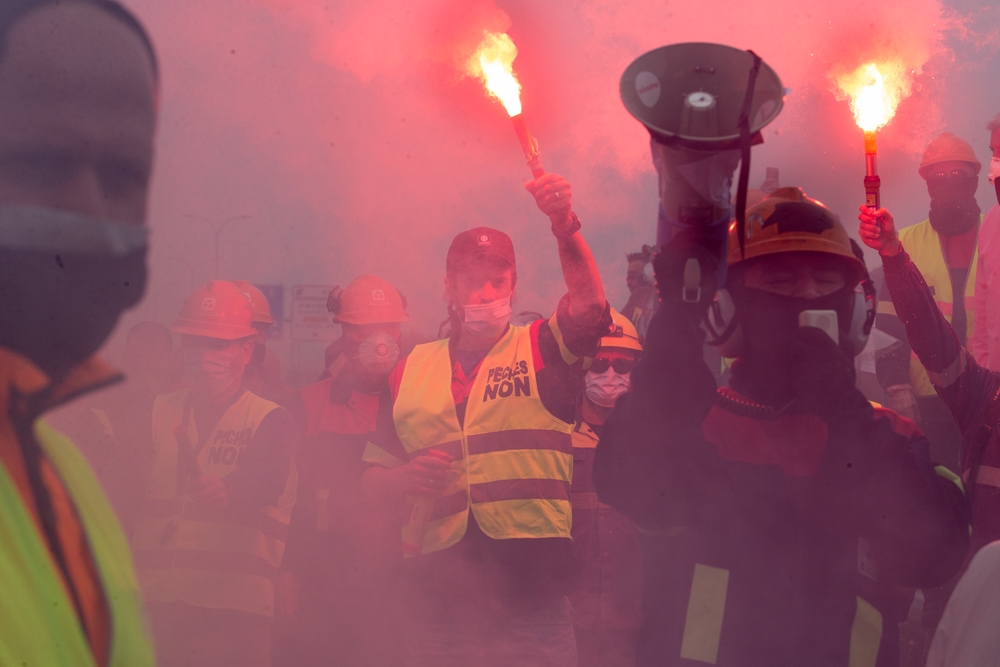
[861,205,1000,562]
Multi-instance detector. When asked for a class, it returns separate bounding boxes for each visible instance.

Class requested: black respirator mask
[715,283,859,403]
[927,174,980,236]
[0,207,148,380]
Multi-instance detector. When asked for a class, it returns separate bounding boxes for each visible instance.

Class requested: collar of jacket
[573,418,600,444]
[0,348,122,423]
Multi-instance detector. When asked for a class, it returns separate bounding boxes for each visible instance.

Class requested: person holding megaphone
[592,43,969,667]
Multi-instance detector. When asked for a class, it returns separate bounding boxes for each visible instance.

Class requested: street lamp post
[183,213,253,279]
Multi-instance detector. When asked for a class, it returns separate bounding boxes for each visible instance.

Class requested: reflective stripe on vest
[848,597,882,667]
[0,421,156,666]
[393,325,574,555]
[133,389,297,617]
[897,219,979,396]
[679,563,729,664]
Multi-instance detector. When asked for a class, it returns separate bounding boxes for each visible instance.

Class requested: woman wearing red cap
[363,173,610,667]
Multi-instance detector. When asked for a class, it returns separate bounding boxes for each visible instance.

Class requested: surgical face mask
[0,206,147,379]
[584,366,631,408]
[184,344,245,398]
[989,158,1000,205]
[357,332,399,375]
[989,157,1000,186]
[462,296,513,335]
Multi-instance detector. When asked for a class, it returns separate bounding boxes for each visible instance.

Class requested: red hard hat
[231,280,276,326]
[328,275,409,325]
[172,280,258,340]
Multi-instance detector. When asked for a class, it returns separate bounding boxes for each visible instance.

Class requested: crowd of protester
[5,1,1000,666]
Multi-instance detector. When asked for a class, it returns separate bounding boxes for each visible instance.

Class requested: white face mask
[357,332,400,375]
[989,157,1000,186]
[462,296,513,335]
[184,344,245,397]
[584,367,631,408]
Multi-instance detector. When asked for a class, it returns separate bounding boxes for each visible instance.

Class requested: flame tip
[468,31,523,117]
[836,61,912,133]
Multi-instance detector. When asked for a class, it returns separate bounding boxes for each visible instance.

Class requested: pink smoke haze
[115,0,998,373]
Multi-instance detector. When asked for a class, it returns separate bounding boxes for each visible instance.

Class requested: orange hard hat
[601,309,643,351]
[729,186,866,285]
[172,280,257,340]
[231,280,275,326]
[328,275,409,325]
[919,132,981,178]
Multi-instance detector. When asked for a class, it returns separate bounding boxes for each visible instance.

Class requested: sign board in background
[290,284,338,342]
[253,284,284,339]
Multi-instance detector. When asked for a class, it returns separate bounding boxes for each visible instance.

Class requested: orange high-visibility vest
[392,325,574,556]
[133,389,297,617]
[886,219,980,397]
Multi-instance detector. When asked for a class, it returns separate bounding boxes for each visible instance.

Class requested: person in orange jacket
[0,1,159,664]
[275,275,410,667]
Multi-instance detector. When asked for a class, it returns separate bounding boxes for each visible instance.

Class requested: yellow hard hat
[328,275,409,325]
[601,309,643,351]
[172,281,257,340]
[729,186,866,285]
[231,280,275,326]
[919,132,981,178]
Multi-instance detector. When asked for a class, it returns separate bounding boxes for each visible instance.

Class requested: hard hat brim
[333,309,410,325]
[599,337,643,352]
[732,239,866,284]
[172,321,258,340]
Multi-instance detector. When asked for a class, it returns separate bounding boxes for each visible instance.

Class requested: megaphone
[621,43,784,151]
[621,43,784,257]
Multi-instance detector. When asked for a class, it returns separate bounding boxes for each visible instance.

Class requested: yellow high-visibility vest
[886,219,980,396]
[393,325,575,556]
[0,421,155,667]
[133,389,297,617]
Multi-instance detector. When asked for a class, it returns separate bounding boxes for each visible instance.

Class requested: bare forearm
[558,231,605,324]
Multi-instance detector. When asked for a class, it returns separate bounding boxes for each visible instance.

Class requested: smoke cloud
[115,0,998,376]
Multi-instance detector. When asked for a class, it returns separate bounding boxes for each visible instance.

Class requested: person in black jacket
[594,187,970,667]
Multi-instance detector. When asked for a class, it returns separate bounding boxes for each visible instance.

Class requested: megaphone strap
[734,51,764,263]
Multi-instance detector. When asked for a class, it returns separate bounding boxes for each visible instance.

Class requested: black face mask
[729,283,855,405]
[0,207,148,381]
[927,175,981,236]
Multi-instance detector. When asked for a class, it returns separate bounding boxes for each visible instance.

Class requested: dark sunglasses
[589,357,636,374]
[926,171,977,183]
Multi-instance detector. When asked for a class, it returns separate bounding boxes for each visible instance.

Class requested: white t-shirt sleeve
[927,541,1000,666]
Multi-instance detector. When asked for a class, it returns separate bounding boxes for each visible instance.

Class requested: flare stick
[864,130,880,211]
[510,113,545,179]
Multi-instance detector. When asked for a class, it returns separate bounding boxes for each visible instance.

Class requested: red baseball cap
[446,227,516,274]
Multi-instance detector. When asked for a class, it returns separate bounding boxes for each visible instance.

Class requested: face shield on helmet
[701,187,876,361]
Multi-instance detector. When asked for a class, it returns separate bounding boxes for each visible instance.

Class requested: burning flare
[467,32,522,117]
[836,62,910,211]
[837,62,909,133]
